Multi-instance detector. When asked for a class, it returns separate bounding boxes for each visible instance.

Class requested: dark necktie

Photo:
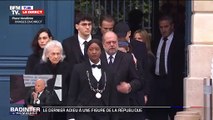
[109,55,113,65]
[159,37,167,76]
[83,41,88,56]
[37,92,40,97]
[91,64,101,69]
[35,92,40,102]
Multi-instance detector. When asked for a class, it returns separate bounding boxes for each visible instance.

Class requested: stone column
[176,1,213,120]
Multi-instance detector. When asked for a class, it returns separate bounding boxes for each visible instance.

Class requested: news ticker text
[10,105,199,115]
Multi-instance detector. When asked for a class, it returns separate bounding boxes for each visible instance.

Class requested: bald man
[101,31,141,120]
[31,79,46,104]
[25,79,51,120]
[25,79,50,107]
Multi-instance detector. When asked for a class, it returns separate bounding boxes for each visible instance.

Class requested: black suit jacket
[67,60,112,119]
[25,88,50,107]
[153,32,185,106]
[101,51,141,120]
[101,51,141,106]
[62,35,89,71]
[25,88,50,120]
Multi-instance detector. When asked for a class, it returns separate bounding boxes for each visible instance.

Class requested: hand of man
[116,82,132,94]
[32,92,38,100]
[144,95,148,104]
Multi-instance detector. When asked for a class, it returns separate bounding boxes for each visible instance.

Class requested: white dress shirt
[155,32,174,75]
[105,52,116,64]
[33,91,43,104]
[78,34,92,55]
[90,60,101,82]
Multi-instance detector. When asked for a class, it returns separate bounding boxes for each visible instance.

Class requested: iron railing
[75,0,152,33]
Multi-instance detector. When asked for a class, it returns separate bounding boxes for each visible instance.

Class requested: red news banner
[22,10,44,15]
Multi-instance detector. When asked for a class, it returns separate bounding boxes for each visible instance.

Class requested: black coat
[33,61,71,120]
[130,39,148,68]
[153,32,185,107]
[101,51,141,120]
[67,60,112,119]
[62,35,92,72]
[25,50,43,74]
[33,61,71,105]
[102,51,141,105]
[129,39,149,96]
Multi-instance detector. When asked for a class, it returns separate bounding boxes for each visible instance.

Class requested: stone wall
[176,1,213,120]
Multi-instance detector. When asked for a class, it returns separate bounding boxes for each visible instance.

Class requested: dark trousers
[149,75,175,120]
[129,92,146,120]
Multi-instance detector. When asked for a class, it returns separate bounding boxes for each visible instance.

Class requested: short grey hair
[41,40,65,62]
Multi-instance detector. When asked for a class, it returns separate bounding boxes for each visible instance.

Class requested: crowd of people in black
[24,8,185,120]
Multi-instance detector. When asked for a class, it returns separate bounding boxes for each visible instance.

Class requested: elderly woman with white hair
[33,40,70,120]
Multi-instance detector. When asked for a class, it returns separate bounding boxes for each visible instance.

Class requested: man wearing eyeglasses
[62,14,94,120]
[62,13,93,73]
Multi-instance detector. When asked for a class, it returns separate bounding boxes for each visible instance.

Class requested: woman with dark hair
[67,39,112,120]
[25,28,53,74]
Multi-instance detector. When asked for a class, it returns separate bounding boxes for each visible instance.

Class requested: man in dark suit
[25,79,50,120]
[114,22,148,120]
[93,14,115,41]
[101,31,142,120]
[62,14,93,71]
[151,15,185,120]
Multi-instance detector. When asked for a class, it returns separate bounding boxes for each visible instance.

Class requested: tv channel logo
[9,5,33,15]
[21,6,33,10]
[9,6,21,15]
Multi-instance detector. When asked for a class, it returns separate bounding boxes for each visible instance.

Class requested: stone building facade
[176,1,213,120]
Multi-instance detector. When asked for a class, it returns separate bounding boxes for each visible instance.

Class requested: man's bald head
[34,79,46,93]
